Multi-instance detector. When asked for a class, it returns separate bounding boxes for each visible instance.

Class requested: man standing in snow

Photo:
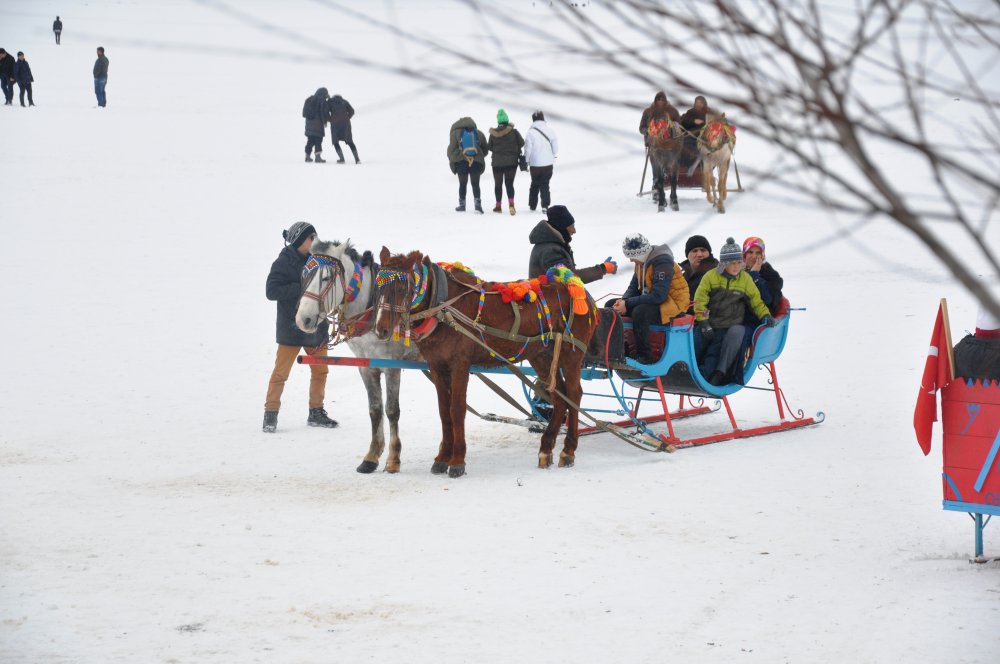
[0,48,15,106]
[53,17,63,45]
[523,110,559,213]
[13,52,34,107]
[262,222,338,433]
[93,46,109,107]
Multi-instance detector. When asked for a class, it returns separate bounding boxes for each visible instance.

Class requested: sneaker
[262,411,278,433]
[307,407,339,428]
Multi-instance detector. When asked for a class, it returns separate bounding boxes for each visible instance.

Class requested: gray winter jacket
[447,117,489,167]
[93,55,109,79]
[487,124,525,169]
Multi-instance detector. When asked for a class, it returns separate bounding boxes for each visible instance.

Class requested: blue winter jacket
[13,60,33,85]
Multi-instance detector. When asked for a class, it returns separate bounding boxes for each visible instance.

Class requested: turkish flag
[914,301,954,455]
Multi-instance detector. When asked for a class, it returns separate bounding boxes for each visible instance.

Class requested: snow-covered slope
[2,2,997,662]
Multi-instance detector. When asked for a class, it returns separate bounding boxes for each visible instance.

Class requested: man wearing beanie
[527,205,617,283]
[609,233,687,364]
[693,237,773,385]
[680,234,719,303]
[262,222,338,432]
[487,108,525,215]
[953,305,1000,382]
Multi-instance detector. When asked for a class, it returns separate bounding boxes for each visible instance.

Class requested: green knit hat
[497,108,509,125]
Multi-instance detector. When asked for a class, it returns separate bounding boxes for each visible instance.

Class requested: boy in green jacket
[694,237,774,385]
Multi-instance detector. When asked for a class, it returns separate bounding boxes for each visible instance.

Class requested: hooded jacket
[304,88,330,138]
[527,220,605,284]
[694,269,770,329]
[622,244,684,322]
[13,60,33,85]
[487,124,525,168]
[447,117,489,167]
[266,245,329,347]
[522,120,558,167]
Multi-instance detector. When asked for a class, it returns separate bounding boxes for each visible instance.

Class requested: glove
[699,320,714,341]
[762,316,776,328]
[601,257,618,274]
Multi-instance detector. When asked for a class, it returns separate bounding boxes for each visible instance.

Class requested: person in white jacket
[522,110,559,212]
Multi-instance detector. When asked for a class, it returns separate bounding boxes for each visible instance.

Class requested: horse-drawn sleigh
[295,240,822,476]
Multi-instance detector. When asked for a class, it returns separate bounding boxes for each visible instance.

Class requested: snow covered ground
[1,2,998,662]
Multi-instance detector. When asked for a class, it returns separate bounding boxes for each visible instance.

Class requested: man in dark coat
[447,116,489,213]
[303,87,330,163]
[53,17,63,44]
[679,235,719,303]
[527,205,615,283]
[0,49,14,105]
[93,47,109,107]
[639,91,680,140]
[13,52,33,107]
[327,94,359,164]
[262,222,338,433]
[679,95,708,168]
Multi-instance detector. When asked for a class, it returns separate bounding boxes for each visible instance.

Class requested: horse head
[702,111,734,149]
[295,239,360,334]
[374,247,430,342]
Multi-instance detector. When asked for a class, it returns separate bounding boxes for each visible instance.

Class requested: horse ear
[380,246,390,263]
[423,255,432,267]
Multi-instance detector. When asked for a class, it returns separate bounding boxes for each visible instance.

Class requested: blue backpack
[460,128,478,161]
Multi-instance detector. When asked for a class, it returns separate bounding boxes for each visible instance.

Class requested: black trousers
[627,303,662,357]
[18,82,33,106]
[54,31,61,44]
[455,160,484,200]
[332,139,358,162]
[492,165,517,201]
[1,77,13,103]
[528,165,553,209]
[305,135,323,155]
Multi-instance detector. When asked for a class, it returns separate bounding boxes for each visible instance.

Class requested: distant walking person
[447,116,489,213]
[302,87,330,162]
[523,110,559,213]
[487,108,524,215]
[13,52,34,107]
[53,17,63,45]
[327,94,360,164]
[93,46,109,107]
[0,48,14,106]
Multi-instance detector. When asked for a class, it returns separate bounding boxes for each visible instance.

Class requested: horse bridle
[301,254,345,312]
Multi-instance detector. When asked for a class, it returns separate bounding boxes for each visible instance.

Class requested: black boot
[455,198,466,212]
[708,370,727,386]
[305,154,313,162]
[308,407,338,428]
[315,152,327,163]
[262,411,278,433]
[474,198,484,214]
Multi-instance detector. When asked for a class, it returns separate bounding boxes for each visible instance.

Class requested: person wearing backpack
[326,94,359,164]
[447,117,489,213]
[302,87,330,163]
[522,110,559,213]
[486,109,524,215]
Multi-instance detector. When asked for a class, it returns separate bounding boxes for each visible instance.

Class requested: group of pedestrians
[3,17,111,109]
[0,48,33,107]
[302,87,360,164]
[446,109,560,215]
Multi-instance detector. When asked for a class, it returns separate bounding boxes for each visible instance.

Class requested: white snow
[2,2,998,663]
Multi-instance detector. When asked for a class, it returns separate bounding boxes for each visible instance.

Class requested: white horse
[295,240,421,473]
[699,111,736,214]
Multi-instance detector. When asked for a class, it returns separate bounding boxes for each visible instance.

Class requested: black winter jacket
[13,60,33,85]
[747,262,784,314]
[527,220,605,284]
[53,20,63,31]
[304,88,330,138]
[93,55,109,79]
[327,95,354,127]
[0,54,14,78]
[487,124,525,169]
[266,245,329,347]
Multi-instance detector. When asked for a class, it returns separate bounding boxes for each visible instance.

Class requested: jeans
[18,82,33,106]
[528,165,553,209]
[94,77,107,107]
[1,77,12,103]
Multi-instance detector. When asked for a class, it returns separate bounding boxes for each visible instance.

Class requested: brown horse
[648,120,684,212]
[699,111,736,214]
[373,248,599,478]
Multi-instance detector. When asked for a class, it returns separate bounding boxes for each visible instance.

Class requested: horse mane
[312,239,360,263]
[383,249,426,268]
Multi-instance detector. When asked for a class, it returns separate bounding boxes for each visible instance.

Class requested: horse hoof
[448,465,466,478]
[657,205,665,213]
[384,463,400,474]
[431,461,448,475]
[356,460,378,474]
[558,455,575,468]
[717,207,726,214]
[538,453,554,469]
[670,202,679,211]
